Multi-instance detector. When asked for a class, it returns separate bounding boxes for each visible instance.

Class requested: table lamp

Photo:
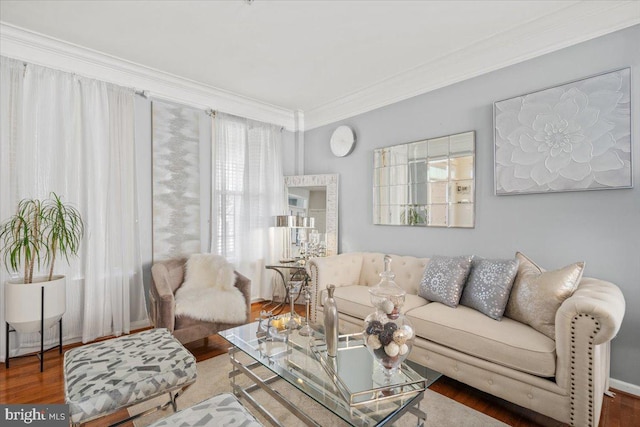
[275,215,296,262]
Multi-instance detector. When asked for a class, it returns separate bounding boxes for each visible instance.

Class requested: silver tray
[309,333,426,407]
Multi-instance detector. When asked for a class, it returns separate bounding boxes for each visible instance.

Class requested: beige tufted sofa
[306,252,625,427]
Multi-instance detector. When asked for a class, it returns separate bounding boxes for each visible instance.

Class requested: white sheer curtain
[211,113,285,300]
[0,57,147,360]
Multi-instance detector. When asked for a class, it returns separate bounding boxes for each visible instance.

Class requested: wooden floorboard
[1,302,638,427]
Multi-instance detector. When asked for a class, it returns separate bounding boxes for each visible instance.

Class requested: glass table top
[220,321,439,426]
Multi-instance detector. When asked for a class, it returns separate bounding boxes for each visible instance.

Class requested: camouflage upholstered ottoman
[147,393,263,427]
[64,328,197,426]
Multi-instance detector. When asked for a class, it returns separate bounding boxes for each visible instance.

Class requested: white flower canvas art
[494,68,631,195]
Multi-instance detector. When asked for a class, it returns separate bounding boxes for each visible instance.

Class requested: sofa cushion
[505,252,584,339]
[358,253,386,287]
[314,252,364,287]
[460,257,519,320]
[418,255,473,307]
[359,253,429,295]
[321,285,429,321]
[406,303,556,377]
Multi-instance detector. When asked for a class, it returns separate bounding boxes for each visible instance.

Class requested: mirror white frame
[284,174,339,256]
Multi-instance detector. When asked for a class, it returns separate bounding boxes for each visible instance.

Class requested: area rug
[129,354,508,426]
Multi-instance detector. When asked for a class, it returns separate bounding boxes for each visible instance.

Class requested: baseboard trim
[130,319,151,330]
[610,378,640,397]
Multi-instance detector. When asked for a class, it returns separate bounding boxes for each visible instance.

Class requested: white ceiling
[1,1,639,129]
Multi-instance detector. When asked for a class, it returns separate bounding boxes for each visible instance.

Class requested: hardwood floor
[1,302,637,426]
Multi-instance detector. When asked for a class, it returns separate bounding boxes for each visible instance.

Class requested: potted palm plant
[0,193,84,333]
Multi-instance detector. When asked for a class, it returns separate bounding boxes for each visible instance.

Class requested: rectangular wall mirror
[373,131,475,228]
[284,174,339,256]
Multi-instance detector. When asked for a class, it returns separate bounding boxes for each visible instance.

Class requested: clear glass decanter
[363,255,415,378]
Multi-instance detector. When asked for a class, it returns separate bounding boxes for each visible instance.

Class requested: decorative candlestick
[299,284,314,336]
[286,281,301,330]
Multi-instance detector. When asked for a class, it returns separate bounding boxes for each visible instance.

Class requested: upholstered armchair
[150,257,251,344]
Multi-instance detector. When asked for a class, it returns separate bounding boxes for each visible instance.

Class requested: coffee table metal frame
[220,321,428,427]
[309,333,427,408]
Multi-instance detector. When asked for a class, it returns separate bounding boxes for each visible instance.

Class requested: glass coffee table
[220,321,438,426]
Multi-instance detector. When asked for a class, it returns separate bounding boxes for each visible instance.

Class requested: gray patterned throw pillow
[419,255,473,307]
[460,257,519,320]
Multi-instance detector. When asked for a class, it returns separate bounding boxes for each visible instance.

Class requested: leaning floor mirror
[373,131,475,228]
[284,174,339,257]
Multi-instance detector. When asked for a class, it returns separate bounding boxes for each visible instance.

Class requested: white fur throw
[182,253,236,291]
[175,254,246,323]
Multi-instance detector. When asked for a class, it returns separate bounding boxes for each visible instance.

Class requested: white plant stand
[4,276,65,372]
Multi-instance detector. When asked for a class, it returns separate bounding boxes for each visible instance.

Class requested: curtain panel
[0,57,147,360]
[212,113,285,300]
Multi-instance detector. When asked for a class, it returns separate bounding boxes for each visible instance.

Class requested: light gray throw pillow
[419,255,473,307]
[460,257,519,320]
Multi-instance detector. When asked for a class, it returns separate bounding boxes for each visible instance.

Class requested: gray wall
[303,25,640,386]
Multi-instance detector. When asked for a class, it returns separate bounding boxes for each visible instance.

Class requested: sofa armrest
[306,253,364,324]
[234,271,252,323]
[555,277,625,426]
[150,263,177,332]
[557,278,625,346]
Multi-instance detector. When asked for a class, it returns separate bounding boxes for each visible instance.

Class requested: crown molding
[0,22,297,131]
[304,2,640,130]
[2,1,639,133]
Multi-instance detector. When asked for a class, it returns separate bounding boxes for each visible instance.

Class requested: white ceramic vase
[4,275,66,334]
